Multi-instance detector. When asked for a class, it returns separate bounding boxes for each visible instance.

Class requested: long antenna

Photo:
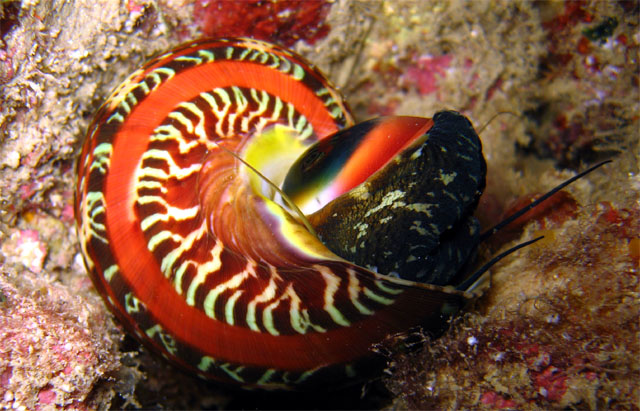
[478,160,611,244]
[456,159,611,292]
[476,111,520,135]
[455,236,543,291]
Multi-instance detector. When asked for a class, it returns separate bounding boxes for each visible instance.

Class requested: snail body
[75,38,480,389]
[284,113,486,284]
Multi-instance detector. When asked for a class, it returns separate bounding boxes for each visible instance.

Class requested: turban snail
[74,37,606,390]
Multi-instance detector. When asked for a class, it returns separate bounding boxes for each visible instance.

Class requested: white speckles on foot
[405,254,418,263]
[364,190,406,218]
[354,222,369,240]
[348,185,372,200]
[404,203,434,216]
[410,220,429,236]
[438,170,457,185]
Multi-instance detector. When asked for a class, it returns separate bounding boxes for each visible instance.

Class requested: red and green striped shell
[74,38,474,389]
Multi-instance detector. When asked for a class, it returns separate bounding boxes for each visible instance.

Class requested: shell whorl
[75,38,468,389]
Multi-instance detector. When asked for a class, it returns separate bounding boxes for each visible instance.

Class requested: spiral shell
[74,38,471,389]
